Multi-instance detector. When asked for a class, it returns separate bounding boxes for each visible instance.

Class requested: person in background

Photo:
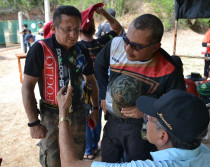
[171,55,199,97]
[23,29,34,52]
[57,86,210,167]
[20,24,30,53]
[202,29,210,80]
[95,8,116,38]
[36,22,44,41]
[94,14,186,163]
[78,3,123,160]
[21,24,28,37]
[22,5,99,167]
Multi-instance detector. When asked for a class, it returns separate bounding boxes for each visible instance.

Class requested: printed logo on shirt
[56,48,65,88]
[112,57,122,64]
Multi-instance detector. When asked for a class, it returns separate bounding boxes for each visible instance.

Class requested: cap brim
[136,96,157,117]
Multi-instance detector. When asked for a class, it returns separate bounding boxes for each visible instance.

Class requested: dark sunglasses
[122,34,156,51]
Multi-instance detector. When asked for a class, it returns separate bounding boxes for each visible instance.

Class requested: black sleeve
[96,30,117,46]
[202,42,207,47]
[159,48,186,93]
[82,47,94,76]
[164,65,186,93]
[95,40,112,99]
[24,41,44,77]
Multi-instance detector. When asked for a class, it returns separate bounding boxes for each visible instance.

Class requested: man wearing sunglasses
[58,87,210,167]
[95,14,186,162]
[22,5,99,167]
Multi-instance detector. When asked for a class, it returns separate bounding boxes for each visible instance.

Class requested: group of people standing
[21,22,43,53]
[21,3,210,167]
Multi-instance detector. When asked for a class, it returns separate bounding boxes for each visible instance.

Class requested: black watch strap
[28,120,40,127]
[92,106,99,110]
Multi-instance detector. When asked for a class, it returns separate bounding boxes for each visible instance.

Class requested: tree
[0,0,45,20]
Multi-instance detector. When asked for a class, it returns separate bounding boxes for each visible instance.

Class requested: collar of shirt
[150,145,201,161]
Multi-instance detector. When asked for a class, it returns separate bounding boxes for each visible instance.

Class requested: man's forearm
[91,80,99,108]
[57,86,92,167]
[59,120,79,167]
[22,84,39,122]
[22,75,40,123]
[59,116,92,167]
[85,75,99,107]
[102,11,122,35]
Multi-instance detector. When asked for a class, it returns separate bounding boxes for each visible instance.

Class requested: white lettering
[46,76,54,86]
[45,53,56,104]
[56,48,65,88]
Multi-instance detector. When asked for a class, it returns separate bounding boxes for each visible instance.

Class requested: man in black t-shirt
[95,14,186,163]
[22,5,99,167]
[78,5,122,159]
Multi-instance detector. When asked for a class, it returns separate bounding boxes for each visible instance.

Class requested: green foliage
[197,18,210,27]
[143,0,175,31]
[1,0,208,33]
[56,0,126,17]
[0,0,126,17]
[16,0,44,11]
[116,0,124,16]
[0,0,44,13]
[57,0,103,11]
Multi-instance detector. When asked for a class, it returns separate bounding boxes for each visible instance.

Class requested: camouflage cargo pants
[37,102,86,167]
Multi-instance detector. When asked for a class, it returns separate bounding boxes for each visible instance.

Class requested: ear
[51,24,56,33]
[153,42,161,52]
[156,130,169,146]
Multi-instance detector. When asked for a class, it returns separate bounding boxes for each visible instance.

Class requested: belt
[107,112,143,124]
[39,99,59,114]
[39,99,84,114]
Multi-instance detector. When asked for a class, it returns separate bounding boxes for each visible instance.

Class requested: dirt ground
[0,29,210,167]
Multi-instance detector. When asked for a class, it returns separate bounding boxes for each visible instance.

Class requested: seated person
[57,86,210,167]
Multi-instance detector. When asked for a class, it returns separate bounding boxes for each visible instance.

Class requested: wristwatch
[59,117,71,126]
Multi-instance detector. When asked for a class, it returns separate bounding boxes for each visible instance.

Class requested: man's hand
[87,109,99,129]
[121,106,143,119]
[30,124,48,139]
[95,7,106,15]
[57,86,73,117]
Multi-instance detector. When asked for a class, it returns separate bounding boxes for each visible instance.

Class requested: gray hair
[155,120,207,150]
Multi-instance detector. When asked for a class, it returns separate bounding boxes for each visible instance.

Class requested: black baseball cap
[136,89,209,142]
[106,8,116,17]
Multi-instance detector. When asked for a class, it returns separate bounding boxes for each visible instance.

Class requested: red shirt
[203,30,210,54]
[185,79,199,97]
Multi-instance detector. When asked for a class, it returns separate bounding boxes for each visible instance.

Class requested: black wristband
[92,106,99,110]
[28,120,40,127]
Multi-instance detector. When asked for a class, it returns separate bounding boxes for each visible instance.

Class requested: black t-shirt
[79,30,117,65]
[24,35,94,104]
